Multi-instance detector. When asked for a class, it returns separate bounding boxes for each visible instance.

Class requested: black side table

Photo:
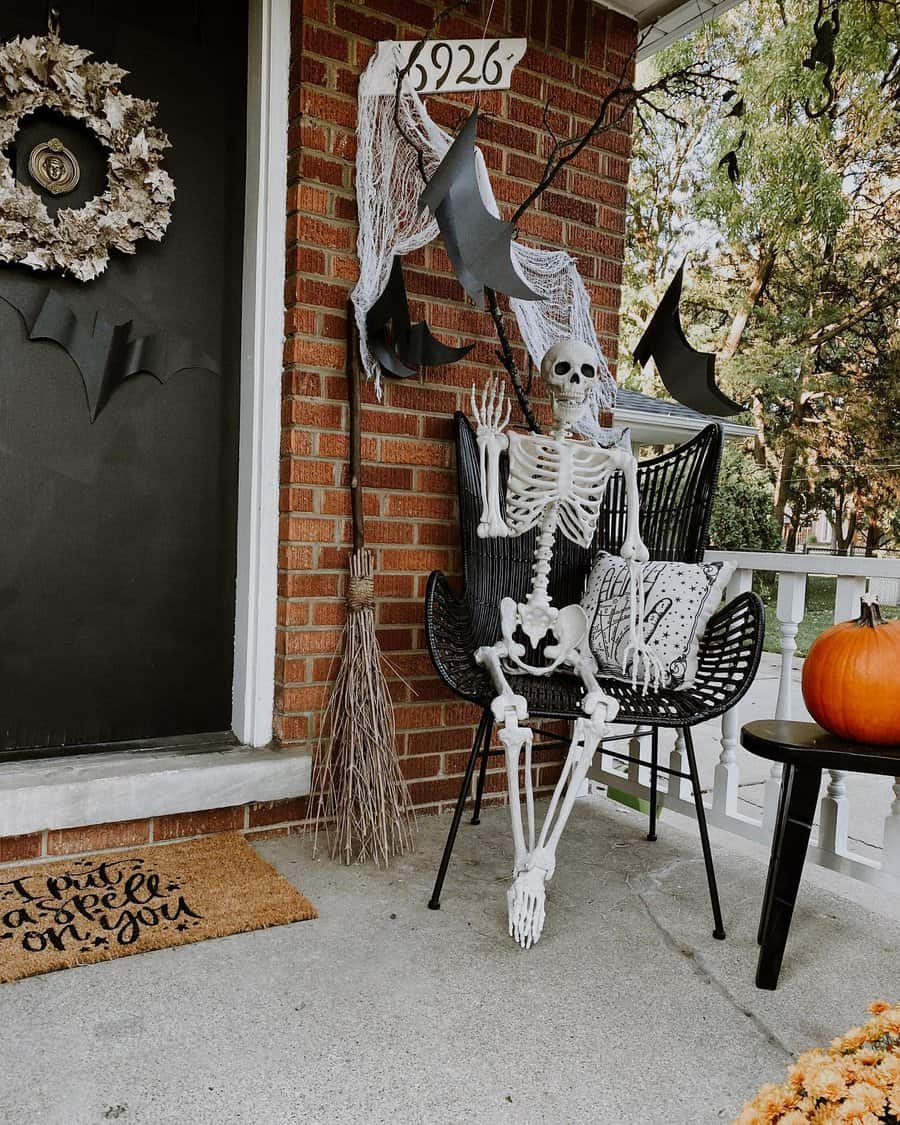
[741,719,900,990]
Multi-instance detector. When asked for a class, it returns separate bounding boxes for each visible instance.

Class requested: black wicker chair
[424,412,765,938]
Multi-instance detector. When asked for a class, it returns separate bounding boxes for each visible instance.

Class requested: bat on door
[633,262,744,417]
[0,281,220,422]
[366,256,473,379]
[419,109,541,308]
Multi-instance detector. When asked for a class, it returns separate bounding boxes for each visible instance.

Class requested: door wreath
[0,23,174,282]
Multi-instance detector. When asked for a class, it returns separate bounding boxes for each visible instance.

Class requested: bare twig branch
[392,0,470,180]
[511,57,731,224]
[486,288,542,432]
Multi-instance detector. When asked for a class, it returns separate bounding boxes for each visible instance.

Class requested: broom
[310,308,415,865]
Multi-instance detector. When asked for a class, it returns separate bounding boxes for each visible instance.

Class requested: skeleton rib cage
[505,430,616,550]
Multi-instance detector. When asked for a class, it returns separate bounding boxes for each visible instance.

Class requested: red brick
[302,23,350,61]
[284,398,344,426]
[248,797,310,828]
[281,572,341,598]
[279,544,314,569]
[282,516,337,543]
[283,628,343,655]
[379,547,454,572]
[381,438,452,468]
[385,494,455,520]
[378,600,422,625]
[333,4,396,40]
[280,684,329,711]
[287,183,330,215]
[280,599,310,626]
[313,601,347,625]
[46,819,149,856]
[400,755,442,781]
[284,458,336,486]
[406,777,468,806]
[0,832,43,864]
[154,806,244,842]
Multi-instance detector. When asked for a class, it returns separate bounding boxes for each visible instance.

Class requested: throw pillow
[581,553,736,688]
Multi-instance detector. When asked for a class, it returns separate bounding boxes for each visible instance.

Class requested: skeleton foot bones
[471,340,652,948]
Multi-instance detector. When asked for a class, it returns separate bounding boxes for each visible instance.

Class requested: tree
[708,443,783,551]
[624,0,900,551]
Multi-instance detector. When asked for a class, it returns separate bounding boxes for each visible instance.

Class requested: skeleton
[471,340,661,948]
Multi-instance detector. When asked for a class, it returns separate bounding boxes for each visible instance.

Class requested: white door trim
[232,0,290,747]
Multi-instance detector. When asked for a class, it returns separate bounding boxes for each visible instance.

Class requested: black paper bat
[633,262,745,417]
[366,256,473,379]
[0,282,220,421]
[418,109,541,308]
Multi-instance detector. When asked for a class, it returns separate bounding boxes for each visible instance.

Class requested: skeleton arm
[609,439,665,689]
[613,439,649,564]
[471,377,511,539]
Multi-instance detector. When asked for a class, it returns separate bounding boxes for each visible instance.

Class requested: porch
[1,787,897,1125]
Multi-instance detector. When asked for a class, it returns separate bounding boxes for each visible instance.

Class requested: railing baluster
[834,574,867,624]
[668,730,690,800]
[628,730,643,787]
[714,567,754,817]
[818,769,849,855]
[763,571,808,831]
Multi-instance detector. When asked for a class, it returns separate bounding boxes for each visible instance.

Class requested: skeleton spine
[527,501,559,606]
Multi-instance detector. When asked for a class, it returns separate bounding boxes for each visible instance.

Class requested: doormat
[0,832,317,984]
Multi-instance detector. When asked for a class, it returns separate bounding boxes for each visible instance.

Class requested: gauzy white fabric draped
[352,45,617,438]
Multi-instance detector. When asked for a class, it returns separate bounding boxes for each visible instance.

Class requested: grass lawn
[756,573,900,656]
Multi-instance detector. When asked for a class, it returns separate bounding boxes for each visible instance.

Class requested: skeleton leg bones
[478,627,620,948]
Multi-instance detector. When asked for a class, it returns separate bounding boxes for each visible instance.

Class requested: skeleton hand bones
[471,376,511,539]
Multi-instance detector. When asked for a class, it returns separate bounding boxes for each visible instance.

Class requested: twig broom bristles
[310,309,414,865]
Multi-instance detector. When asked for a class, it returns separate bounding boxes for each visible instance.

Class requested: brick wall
[0,0,638,868]
[279,0,637,813]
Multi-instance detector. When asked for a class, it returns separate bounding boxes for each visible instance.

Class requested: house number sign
[366,38,527,96]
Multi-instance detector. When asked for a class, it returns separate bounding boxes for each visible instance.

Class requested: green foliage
[708,443,782,551]
[625,0,900,551]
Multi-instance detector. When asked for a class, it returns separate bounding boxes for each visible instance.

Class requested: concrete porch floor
[1,788,898,1125]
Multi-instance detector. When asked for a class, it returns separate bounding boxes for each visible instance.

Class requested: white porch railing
[587,550,900,894]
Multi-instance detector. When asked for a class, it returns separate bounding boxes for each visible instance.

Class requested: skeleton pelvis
[501,599,588,676]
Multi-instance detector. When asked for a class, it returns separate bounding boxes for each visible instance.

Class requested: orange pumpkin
[801,598,900,746]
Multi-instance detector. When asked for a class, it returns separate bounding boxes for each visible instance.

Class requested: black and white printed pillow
[580,553,735,688]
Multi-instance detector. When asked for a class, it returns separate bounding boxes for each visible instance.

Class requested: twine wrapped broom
[310,310,414,865]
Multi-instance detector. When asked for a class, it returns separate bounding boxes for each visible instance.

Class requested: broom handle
[347,302,365,553]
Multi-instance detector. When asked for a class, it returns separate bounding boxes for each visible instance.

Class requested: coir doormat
[0,832,317,983]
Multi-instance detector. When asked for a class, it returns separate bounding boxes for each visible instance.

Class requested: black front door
[0,2,247,751]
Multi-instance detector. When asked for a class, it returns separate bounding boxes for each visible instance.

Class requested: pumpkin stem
[858,594,884,628]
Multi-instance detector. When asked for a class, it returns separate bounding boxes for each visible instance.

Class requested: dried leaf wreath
[0,30,175,282]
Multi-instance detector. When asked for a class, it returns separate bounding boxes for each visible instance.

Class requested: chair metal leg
[470,714,494,825]
[647,727,659,842]
[428,710,490,911]
[682,726,726,940]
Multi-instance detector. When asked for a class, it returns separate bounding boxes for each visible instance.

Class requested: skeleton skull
[540,340,598,428]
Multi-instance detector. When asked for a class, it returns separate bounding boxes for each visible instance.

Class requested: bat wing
[419,110,541,307]
[0,283,117,420]
[0,281,220,421]
[367,256,472,376]
[396,321,473,368]
[121,332,221,385]
[366,256,416,378]
[633,262,745,417]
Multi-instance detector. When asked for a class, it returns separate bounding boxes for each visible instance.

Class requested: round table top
[741,720,900,776]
